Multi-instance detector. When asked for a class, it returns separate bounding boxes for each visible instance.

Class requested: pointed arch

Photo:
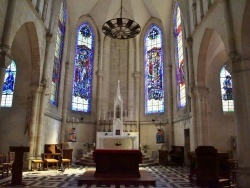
[72,22,95,112]
[50,1,66,105]
[173,2,186,108]
[144,24,164,114]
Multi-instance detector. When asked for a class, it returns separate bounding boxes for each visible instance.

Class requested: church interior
[0,0,250,187]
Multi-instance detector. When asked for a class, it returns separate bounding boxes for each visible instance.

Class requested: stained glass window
[1,60,16,107]
[220,65,234,112]
[174,3,186,108]
[50,1,66,105]
[72,23,94,112]
[144,25,164,114]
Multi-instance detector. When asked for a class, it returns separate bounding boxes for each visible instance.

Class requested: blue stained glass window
[220,65,234,112]
[72,23,94,112]
[144,25,164,114]
[1,60,16,107]
[50,1,66,105]
[174,3,186,108]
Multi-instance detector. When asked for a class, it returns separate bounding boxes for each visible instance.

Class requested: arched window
[50,1,66,105]
[1,60,16,107]
[174,2,186,108]
[220,65,234,112]
[72,23,94,112]
[144,25,164,114]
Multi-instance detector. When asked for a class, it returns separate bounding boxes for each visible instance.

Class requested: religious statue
[156,128,164,143]
[68,127,77,141]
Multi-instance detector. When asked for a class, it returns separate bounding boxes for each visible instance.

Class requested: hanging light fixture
[102,0,141,39]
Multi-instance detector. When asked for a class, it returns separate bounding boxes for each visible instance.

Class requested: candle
[77,119,79,123]
[103,111,106,120]
[72,117,74,122]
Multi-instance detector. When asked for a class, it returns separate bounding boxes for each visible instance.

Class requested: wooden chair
[1,152,15,177]
[31,159,44,171]
[0,153,6,178]
[42,153,59,170]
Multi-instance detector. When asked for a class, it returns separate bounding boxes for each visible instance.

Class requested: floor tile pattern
[0,165,200,188]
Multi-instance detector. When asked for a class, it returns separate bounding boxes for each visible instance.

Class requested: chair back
[8,152,15,163]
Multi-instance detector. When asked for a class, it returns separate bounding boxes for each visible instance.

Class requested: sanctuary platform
[77,169,156,186]
[78,149,156,186]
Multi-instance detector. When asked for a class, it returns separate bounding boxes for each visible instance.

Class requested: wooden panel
[93,149,142,178]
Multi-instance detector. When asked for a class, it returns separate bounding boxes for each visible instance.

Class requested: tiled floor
[0,165,200,188]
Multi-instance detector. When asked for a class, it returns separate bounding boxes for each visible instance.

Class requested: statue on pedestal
[156,128,164,143]
[68,127,77,141]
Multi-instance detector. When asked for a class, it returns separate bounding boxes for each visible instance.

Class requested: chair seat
[32,159,43,163]
[61,159,70,168]
[45,159,58,163]
[62,159,70,162]
[31,159,44,171]
[44,159,58,170]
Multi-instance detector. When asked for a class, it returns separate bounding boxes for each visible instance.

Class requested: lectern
[9,146,30,186]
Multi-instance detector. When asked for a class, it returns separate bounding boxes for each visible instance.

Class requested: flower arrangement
[141,144,150,153]
[83,143,94,152]
[115,139,122,146]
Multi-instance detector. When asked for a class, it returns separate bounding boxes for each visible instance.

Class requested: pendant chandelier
[102,0,141,40]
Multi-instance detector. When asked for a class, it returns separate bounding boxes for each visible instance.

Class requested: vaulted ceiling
[66,0,177,39]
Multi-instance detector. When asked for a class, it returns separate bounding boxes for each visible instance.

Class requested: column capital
[0,49,12,68]
[186,37,193,48]
[46,32,53,42]
[191,86,209,97]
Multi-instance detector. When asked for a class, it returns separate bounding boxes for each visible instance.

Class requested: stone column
[134,72,140,131]
[27,86,41,168]
[199,0,204,19]
[192,86,209,146]
[0,51,12,106]
[36,33,52,158]
[192,0,198,28]
[61,61,70,142]
[207,0,212,9]
[134,38,140,130]
[166,65,173,148]
[186,37,198,150]
[128,40,135,124]
[42,0,49,21]
[230,58,250,187]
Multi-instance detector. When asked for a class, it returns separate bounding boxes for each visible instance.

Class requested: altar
[78,81,155,186]
[96,132,139,149]
[96,81,139,150]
